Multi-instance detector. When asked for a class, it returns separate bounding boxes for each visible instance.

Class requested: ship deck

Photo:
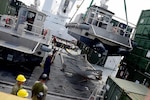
[0,26,50,54]
[0,48,103,100]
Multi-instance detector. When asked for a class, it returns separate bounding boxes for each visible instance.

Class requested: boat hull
[68,30,130,55]
[0,46,43,67]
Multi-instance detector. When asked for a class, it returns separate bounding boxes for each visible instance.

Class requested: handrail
[26,22,43,31]
[90,24,132,49]
[22,22,50,42]
[25,22,44,36]
[23,29,43,38]
[113,16,136,27]
[83,4,135,39]
[31,41,41,53]
[88,82,105,100]
[87,14,134,38]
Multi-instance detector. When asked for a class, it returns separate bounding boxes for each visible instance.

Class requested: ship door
[26,11,36,31]
[15,7,28,30]
[63,0,70,13]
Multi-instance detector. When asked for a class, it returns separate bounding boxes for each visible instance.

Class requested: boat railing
[0,15,51,49]
[32,41,41,53]
[84,5,135,39]
[25,22,43,36]
[111,24,131,37]
[85,5,112,28]
[112,16,136,39]
[85,13,135,39]
[17,22,50,42]
[88,83,105,100]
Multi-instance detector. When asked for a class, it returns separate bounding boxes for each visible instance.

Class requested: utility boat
[66,0,135,56]
[0,5,52,67]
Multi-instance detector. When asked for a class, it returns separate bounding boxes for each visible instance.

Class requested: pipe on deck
[65,23,90,30]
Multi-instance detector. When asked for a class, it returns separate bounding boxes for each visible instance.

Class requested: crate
[138,57,150,71]
[138,17,149,25]
[136,25,145,35]
[126,54,140,65]
[142,39,150,49]
[126,53,150,71]
[104,76,149,100]
[131,47,148,57]
[135,35,149,40]
[127,55,149,71]
[147,17,150,25]
[135,25,150,37]
[138,39,146,48]
[136,18,144,25]
[141,10,150,17]
[134,37,150,49]
[142,25,150,36]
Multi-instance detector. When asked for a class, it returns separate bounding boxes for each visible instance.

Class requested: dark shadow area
[0,60,34,85]
[65,73,97,98]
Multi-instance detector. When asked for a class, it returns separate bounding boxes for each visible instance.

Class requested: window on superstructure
[22,11,27,16]
[37,14,43,21]
[26,11,36,31]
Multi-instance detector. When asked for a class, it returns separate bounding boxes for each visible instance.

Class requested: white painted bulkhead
[42,0,77,41]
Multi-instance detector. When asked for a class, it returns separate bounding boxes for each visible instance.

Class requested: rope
[83,0,94,20]
[69,0,85,22]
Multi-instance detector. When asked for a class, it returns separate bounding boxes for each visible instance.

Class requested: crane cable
[124,0,128,26]
[69,0,85,22]
[83,0,94,20]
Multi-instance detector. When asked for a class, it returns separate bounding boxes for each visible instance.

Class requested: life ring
[5,18,10,24]
[112,26,118,33]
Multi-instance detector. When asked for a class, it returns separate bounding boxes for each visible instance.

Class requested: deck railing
[84,6,136,39]
[16,22,51,44]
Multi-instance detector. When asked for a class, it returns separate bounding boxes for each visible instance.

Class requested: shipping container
[0,0,15,15]
[117,9,150,87]
[141,10,150,17]
[104,76,149,100]
[131,47,148,57]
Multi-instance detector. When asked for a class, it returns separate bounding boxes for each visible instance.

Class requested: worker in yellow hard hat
[17,89,29,98]
[11,74,26,95]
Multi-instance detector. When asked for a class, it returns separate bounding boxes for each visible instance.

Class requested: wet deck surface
[0,50,102,100]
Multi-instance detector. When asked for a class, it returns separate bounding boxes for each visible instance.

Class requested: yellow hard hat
[16,74,26,82]
[17,89,29,98]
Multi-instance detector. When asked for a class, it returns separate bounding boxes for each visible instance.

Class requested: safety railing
[88,83,105,100]
[19,22,51,43]
[84,5,136,39]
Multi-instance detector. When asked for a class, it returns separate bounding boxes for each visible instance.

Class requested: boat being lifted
[0,4,52,67]
[66,0,135,56]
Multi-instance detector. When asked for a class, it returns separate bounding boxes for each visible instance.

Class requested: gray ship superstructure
[0,4,52,67]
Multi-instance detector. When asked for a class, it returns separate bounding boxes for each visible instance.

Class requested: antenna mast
[100,0,109,9]
[34,0,40,10]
